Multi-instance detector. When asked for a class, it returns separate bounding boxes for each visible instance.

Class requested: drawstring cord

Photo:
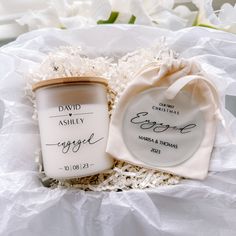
[164,74,235,144]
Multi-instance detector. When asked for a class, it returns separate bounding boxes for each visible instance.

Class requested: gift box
[0,25,236,235]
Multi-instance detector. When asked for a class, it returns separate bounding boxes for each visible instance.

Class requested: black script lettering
[130,112,196,134]
[46,133,104,154]
[179,124,197,134]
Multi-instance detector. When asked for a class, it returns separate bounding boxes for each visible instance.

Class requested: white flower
[92,0,152,25]
[17,7,62,30]
[218,3,236,33]
[94,0,195,29]
[1,0,236,41]
[0,0,48,39]
[192,0,236,33]
[143,0,197,30]
[16,0,95,30]
[192,0,220,27]
[174,5,197,27]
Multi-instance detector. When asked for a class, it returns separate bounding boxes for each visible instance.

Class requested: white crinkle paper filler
[26,44,181,191]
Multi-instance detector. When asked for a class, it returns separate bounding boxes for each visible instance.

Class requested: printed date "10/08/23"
[63,163,90,171]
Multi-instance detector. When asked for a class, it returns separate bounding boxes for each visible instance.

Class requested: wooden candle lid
[32,76,108,91]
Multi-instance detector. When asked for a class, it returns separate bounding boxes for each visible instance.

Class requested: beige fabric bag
[107,59,222,180]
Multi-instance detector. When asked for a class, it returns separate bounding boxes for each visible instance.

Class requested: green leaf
[192,12,221,31]
[197,23,219,30]
[60,25,66,29]
[192,13,199,27]
[128,15,136,24]
[97,11,119,24]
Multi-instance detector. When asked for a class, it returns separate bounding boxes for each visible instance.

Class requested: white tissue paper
[0,25,236,236]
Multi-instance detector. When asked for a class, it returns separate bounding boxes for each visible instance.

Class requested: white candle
[33,77,113,179]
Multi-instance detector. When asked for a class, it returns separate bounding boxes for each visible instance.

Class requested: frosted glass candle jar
[33,77,113,179]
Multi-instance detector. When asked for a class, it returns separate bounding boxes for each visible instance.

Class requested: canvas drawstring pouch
[107,59,224,180]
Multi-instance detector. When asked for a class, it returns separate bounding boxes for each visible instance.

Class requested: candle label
[38,103,108,174]
[122,87,205,167]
